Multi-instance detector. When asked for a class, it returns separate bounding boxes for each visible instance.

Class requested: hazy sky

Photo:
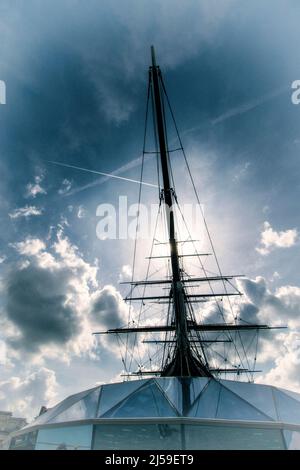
[1,0,300,420]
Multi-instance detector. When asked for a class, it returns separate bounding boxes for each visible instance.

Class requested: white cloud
[53,229,97,287]
[256,221,298,255]
[0,255,6,264]
[0,368,58,420]
[258,331,300,391]
[270,271,281,282]
[9,205,43,219]
[119,264,132,282]
[11,238,46,256]
[0,340,7,365]
[25,173,46,199]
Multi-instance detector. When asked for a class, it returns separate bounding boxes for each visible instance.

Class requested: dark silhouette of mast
[149,46,210,377]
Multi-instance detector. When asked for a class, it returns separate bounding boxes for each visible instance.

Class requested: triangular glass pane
[216,384,273,421]
[103,381,178,418]
[283,430,300,450]
[98,380,147,417]
[50,387,100,423]
[190,378,209,405]
[155,378,182,414]
[220,380,277,420]
[278,387,300,403]
[274,389,300,424]
[188,379,221,418]
[31,387,99,425]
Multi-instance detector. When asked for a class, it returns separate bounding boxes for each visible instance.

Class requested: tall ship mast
[94,46,276,380]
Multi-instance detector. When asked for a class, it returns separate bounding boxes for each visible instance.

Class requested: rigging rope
[159,74,254,380]
[124,77,150,371]
[123,68,257,381]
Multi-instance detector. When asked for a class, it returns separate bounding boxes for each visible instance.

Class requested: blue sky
[1,0,300,419]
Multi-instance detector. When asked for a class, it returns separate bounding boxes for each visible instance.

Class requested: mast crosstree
[94,47,284,378]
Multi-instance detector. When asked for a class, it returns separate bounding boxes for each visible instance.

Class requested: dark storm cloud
[238,277,300,327]
[91,287,124,329]
[238,278,267,306]
[238,302,259,322]
[5,263,80,351]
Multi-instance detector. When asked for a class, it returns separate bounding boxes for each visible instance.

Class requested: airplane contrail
[211,85,288,125]
[179,85,288,137]
[47,160,158,190]
[64,154,153,196]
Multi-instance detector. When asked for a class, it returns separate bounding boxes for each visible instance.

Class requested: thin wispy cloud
[25,174,46,199]
[9,205,43,219]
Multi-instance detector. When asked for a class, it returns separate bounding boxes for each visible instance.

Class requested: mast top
[151,45,157,68]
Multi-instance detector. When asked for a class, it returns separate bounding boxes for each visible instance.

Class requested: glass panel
[221,380,277,420]
[103,382,178,418]
[50,388,100,423]
[188,379,220,418]
[155,378,182,414]
[155,378,209,415]
[190,378,209,405]
[30,387,99,426]
[35,425,92,450]
[274,389,300,424]
[98,380,145,417]
[9,431,38,450]
[0,437,11,450]
[279,387,300,403]
[216,385,272,421]
[185,424,285,450]
[283,430,300,449]
[93,423,182,450]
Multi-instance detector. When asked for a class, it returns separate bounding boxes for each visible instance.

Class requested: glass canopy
[5,377,300,450]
